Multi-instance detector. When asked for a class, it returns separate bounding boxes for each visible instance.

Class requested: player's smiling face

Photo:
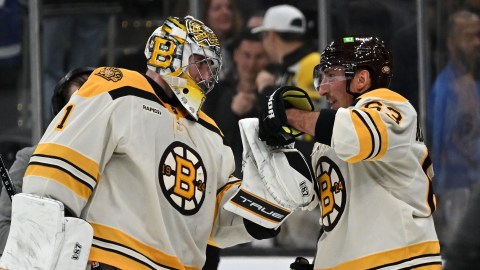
[317,66,353,109]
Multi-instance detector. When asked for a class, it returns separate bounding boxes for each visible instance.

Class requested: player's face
[234,40,269,82]
[187,54,220,92]
[316,66,353,109]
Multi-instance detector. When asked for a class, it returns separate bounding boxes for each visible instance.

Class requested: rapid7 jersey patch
[159,141,207,215]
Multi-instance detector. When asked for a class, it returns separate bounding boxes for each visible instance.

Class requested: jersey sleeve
[208,176,254,248]
[22,72,133,217]
[331,89,416,163]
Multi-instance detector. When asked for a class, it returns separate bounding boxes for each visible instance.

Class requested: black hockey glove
[290,257,314,270]
[259,86,314,146]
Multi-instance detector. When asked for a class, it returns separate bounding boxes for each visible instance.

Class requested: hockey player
[260,36,442,269]
[0,16,296,270]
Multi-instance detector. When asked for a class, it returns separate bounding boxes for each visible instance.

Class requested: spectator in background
[42,0,111,129]
[444,182,480,269]
[203,0,243,81]
[0,67,95,255]
[428,9,480,248]
[251,4,322,251]
[203,29,269,178]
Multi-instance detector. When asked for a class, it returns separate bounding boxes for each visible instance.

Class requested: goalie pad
[0,193,93,270]
[224,118,318,229]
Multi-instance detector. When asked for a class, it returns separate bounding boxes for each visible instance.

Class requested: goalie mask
[145,16,222,119]
[314,36,392,96]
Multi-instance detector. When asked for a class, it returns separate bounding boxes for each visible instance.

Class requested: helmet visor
[313,64,348,91]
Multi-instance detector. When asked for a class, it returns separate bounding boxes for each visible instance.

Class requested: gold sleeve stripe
[347,110,374,163]
[358,88,408,102]
[209,179,241,246]
[207,239,220,248]
[362,109,389,161]
[90,223,199,270]
[321,241,441,270]
[211,180,242,233]
[34,143,99,181]
[25,163,93,200]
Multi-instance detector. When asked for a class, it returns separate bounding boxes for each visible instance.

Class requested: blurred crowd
[1,0,480,265]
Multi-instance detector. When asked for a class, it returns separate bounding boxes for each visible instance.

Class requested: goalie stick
[0,154,17,201]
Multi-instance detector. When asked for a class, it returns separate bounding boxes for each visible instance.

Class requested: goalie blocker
[0,193,93,270]
[224,119,318,229]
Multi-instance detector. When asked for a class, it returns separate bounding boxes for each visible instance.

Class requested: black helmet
[316,36,393,91]
[51,67,95,116]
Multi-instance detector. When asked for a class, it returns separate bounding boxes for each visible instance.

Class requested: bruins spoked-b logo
[95,67,123,82]
[315,156,346,231]
[159,142,207,215]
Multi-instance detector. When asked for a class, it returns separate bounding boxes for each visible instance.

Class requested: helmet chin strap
[345,79,362,99]
[160,74,188,89]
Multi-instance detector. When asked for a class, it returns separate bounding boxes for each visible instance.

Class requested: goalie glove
[224,118,318,229]
[259,86,314,146]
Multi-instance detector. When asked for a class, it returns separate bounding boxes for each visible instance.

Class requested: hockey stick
[0,154,17,201]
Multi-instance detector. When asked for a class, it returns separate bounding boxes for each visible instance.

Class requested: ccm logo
[239,195,285,220]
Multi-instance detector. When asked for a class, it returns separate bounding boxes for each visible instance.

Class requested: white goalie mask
[145,16,222,120]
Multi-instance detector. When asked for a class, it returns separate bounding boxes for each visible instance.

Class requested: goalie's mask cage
[314,36,393,97]
[144,15,222,120]
[51,67,95,116]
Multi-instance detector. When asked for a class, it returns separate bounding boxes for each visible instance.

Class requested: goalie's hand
[259,86,314,146]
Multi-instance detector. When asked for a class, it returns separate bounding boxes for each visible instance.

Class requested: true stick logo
[267,92,276,119]
[239,195,285,220]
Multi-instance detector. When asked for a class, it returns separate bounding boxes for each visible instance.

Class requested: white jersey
[23,67,253,269]
[312,89,442,269]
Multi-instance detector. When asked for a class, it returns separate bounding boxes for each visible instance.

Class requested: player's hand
[259,86,314,146]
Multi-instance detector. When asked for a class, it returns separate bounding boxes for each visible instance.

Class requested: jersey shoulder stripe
[77,67,155,99]
[358,88,408,103]
[108,86,163,105]
[198,111,224,138]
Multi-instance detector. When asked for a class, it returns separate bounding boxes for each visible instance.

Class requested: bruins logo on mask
[95,67,123,82]
[159,141,207,215]
[315,156,346,232]
[186,19,220,48]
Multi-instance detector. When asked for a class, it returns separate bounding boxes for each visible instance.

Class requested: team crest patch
[315,156,346,232]
[159,141,207,215]
[95,67,123,82]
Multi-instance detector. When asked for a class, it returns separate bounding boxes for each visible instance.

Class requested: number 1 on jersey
[55,104,75,130]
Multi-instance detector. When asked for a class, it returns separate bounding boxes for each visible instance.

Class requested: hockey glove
[259,86,314,146]
[290,257,314,270]
[224,118,318,229]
